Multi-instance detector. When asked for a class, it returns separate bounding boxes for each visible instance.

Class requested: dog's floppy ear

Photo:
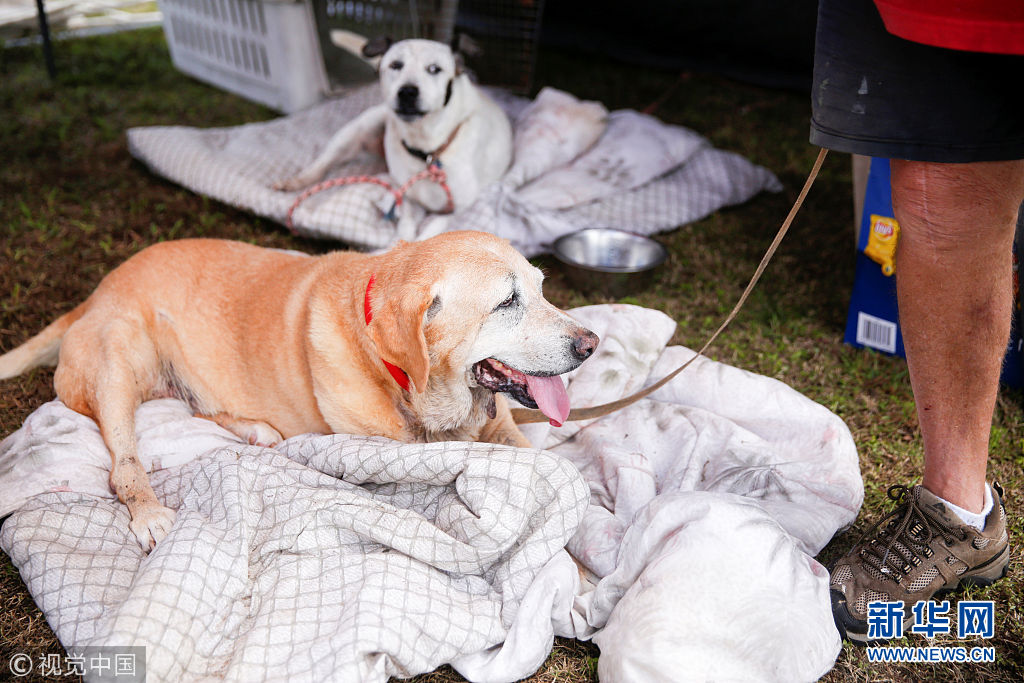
[450,32,482,74]
[364,270,432,393]
[450,32,482,58]
[362,35,393,59]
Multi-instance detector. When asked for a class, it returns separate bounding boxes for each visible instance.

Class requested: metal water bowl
[552,229,668,296]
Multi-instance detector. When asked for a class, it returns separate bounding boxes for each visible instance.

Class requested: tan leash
[511,147,829,425]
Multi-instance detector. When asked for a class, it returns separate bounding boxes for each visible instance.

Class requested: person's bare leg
[891,159,1024,513]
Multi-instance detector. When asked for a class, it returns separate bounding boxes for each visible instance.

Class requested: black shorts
[810,0,1024,163]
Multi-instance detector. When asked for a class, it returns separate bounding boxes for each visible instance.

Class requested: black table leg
[34,0,57,79]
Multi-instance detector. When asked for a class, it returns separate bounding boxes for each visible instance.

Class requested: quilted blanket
[126,87,782,256]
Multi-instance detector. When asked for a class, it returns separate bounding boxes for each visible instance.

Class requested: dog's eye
[495,292,516,310]
[426,64,442,75]
[389,60,404,71]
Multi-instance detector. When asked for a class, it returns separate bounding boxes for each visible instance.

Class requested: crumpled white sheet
[0,305,862,682]
[1,422,590,682]
[126,86,782,256]
[517,306,862,682]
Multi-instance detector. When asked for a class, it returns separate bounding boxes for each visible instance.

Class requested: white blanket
[126,87,782,256]
[0,305,862,682]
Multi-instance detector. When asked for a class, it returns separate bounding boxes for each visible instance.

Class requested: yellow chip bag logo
[865,214,899,276]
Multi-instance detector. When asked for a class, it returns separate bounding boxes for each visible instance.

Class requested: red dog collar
[364,274,412,392]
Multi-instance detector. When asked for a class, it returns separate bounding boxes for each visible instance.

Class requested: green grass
[1,28,1023,682]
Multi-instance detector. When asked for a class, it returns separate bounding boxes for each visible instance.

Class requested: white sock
[937,484,993,531]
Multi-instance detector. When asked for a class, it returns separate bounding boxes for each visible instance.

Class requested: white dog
[275,37,513,238]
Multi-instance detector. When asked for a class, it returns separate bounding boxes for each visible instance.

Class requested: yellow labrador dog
[0,231,598,549]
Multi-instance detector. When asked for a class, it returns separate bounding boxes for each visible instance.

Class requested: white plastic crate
[158,0,330,113]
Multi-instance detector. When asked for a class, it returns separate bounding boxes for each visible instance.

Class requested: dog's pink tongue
[525,374,570,427]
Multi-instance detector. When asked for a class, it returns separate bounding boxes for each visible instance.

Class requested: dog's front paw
[129,504,176,551]
[240,421,284,447]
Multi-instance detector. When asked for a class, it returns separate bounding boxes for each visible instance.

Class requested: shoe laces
[855,485,968,583]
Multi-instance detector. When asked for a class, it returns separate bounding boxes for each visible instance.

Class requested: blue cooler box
[844,158,1024,389]
[1006,209,1023,388]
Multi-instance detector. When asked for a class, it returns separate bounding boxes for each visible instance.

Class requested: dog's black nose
[572,330,599,361]
[398,84,419,103]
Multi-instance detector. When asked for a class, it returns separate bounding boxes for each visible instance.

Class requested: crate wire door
[454,0,544,93]
[323,0,457,42]
[158,0,544,112]
[314,0,459,90]
[319,0,543,93]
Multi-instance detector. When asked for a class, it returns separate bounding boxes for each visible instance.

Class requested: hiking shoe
[830,483,1010,644]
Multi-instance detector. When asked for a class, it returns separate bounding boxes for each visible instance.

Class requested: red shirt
[874,0,1024,54]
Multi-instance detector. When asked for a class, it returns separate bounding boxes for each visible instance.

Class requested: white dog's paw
[395,213,419,241]
[129,503,176,551]
[416,214,452,241]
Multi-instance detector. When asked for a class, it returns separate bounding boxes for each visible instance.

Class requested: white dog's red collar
[364,274,412,392]
[401,121,465,165]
